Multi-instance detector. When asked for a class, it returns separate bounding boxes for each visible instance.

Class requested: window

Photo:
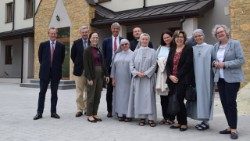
[25,0,34,19]
[5,45,12,65]
[6,2,14,23]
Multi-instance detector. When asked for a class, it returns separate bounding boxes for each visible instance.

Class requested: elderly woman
[212,25,245,139]
[186,29,214,130]
[156,30,175,125]
[111,39,134,122]
[127,33,157,127]
[166,30,194,131]
[83,32,109,123]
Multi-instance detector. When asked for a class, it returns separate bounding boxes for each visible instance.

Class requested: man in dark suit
[33,27,65,120]
[71,26,89,117]
[102,22,123,117]
[130,27,154,51]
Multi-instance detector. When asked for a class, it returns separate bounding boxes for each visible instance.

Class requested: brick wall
[34,0,94,79]
[230,0,250,84]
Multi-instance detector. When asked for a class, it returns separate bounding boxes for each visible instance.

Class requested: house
[34,0,232,82]
[0,0,41,83]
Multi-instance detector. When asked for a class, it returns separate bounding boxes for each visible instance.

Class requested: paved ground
[0,83,249,141]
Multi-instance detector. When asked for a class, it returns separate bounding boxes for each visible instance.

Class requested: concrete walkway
[0,83,249,141]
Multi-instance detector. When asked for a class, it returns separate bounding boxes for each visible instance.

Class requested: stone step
[20,79,75,90]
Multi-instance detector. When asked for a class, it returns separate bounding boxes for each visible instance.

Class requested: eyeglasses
[216,30,225,35]
[176,36,184,39]
[121,43,128,46]
[194,35,203,38]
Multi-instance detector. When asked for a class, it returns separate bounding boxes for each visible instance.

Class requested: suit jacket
[83,46,107,80]
[166,45,195,86]
[212,39,245,83]
[38,40,65,81]
[130,39,154,51]
[102,36,123,75]
[71,38,87,76]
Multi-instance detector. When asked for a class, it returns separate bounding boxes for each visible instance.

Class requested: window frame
[5,45,13,65]
[5,2,14,23]
[24,0,34,19]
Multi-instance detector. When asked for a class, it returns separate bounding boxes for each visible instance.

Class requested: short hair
[48,27,58,34]
[173,30,187,44]
[160,30,173,46]
[133,26,142,32]
[79,26,89,32]
[212,24,230,38]
[111,22,121,29]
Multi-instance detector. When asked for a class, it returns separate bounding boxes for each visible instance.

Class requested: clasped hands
[136,72,145,78]
[213,61,225,69]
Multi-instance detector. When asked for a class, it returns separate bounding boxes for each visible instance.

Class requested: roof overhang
[0,27,34,40]
[91,0,215,27]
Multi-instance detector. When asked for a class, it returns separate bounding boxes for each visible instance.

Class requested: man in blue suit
[102,22,123,117]
[34,27,65,120]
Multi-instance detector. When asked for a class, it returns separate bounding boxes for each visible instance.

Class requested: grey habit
[127,47,157,121]
[187,43,214,120]
[111,49,134,117]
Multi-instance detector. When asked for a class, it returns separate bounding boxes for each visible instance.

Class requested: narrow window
[6,2,14,23]
[5,45,12,65]
[25,0,34,19]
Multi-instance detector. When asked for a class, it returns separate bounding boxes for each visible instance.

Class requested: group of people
[33,22,245,140]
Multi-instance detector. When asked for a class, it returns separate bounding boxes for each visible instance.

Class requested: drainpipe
[12,0,15,30]
[21,36,24,83]
[143,0,146,8]
[180,16,186,29]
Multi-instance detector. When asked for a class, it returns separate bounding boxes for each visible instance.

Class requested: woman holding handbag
[166,30,194,131]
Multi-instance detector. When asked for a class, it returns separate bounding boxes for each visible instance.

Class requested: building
[0,0,41,83]
[230,0,250,84]
[34,0,232,82]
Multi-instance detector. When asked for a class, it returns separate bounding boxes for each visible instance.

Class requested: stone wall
[34,0,95,79]
[230,0,250,84]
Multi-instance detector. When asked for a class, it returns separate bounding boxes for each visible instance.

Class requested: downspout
[180,16,186,29]
[143,0,146,8]
[21,36,24,83]
[12,0,15,30]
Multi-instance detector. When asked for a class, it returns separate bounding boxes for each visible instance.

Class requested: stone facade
[34,0,94,79]
[230,0,250,84]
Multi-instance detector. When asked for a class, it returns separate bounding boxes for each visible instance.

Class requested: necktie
[114,37,117,52]
[51,41,55,64]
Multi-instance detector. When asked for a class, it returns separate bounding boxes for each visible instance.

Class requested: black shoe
[51,113,60,119]
[107,112,112,118]
[231,132,238,139]
[33,113,42,120]
[219,129,231,134]
[75,112,83,117]
[170,124,181,129]
[179,126,188,131]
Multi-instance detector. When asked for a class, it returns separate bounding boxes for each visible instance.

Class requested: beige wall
[230,0,250,84]
[34,0,94,80]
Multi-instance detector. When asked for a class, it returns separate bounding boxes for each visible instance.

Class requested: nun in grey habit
[186,29,214,130]
[111,39,134,121]
[127,33,157,127]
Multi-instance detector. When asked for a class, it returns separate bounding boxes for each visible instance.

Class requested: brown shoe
[75,112,83,117]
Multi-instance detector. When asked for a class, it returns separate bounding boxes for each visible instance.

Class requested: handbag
[185,85,196,101]
[167,89,180,115]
